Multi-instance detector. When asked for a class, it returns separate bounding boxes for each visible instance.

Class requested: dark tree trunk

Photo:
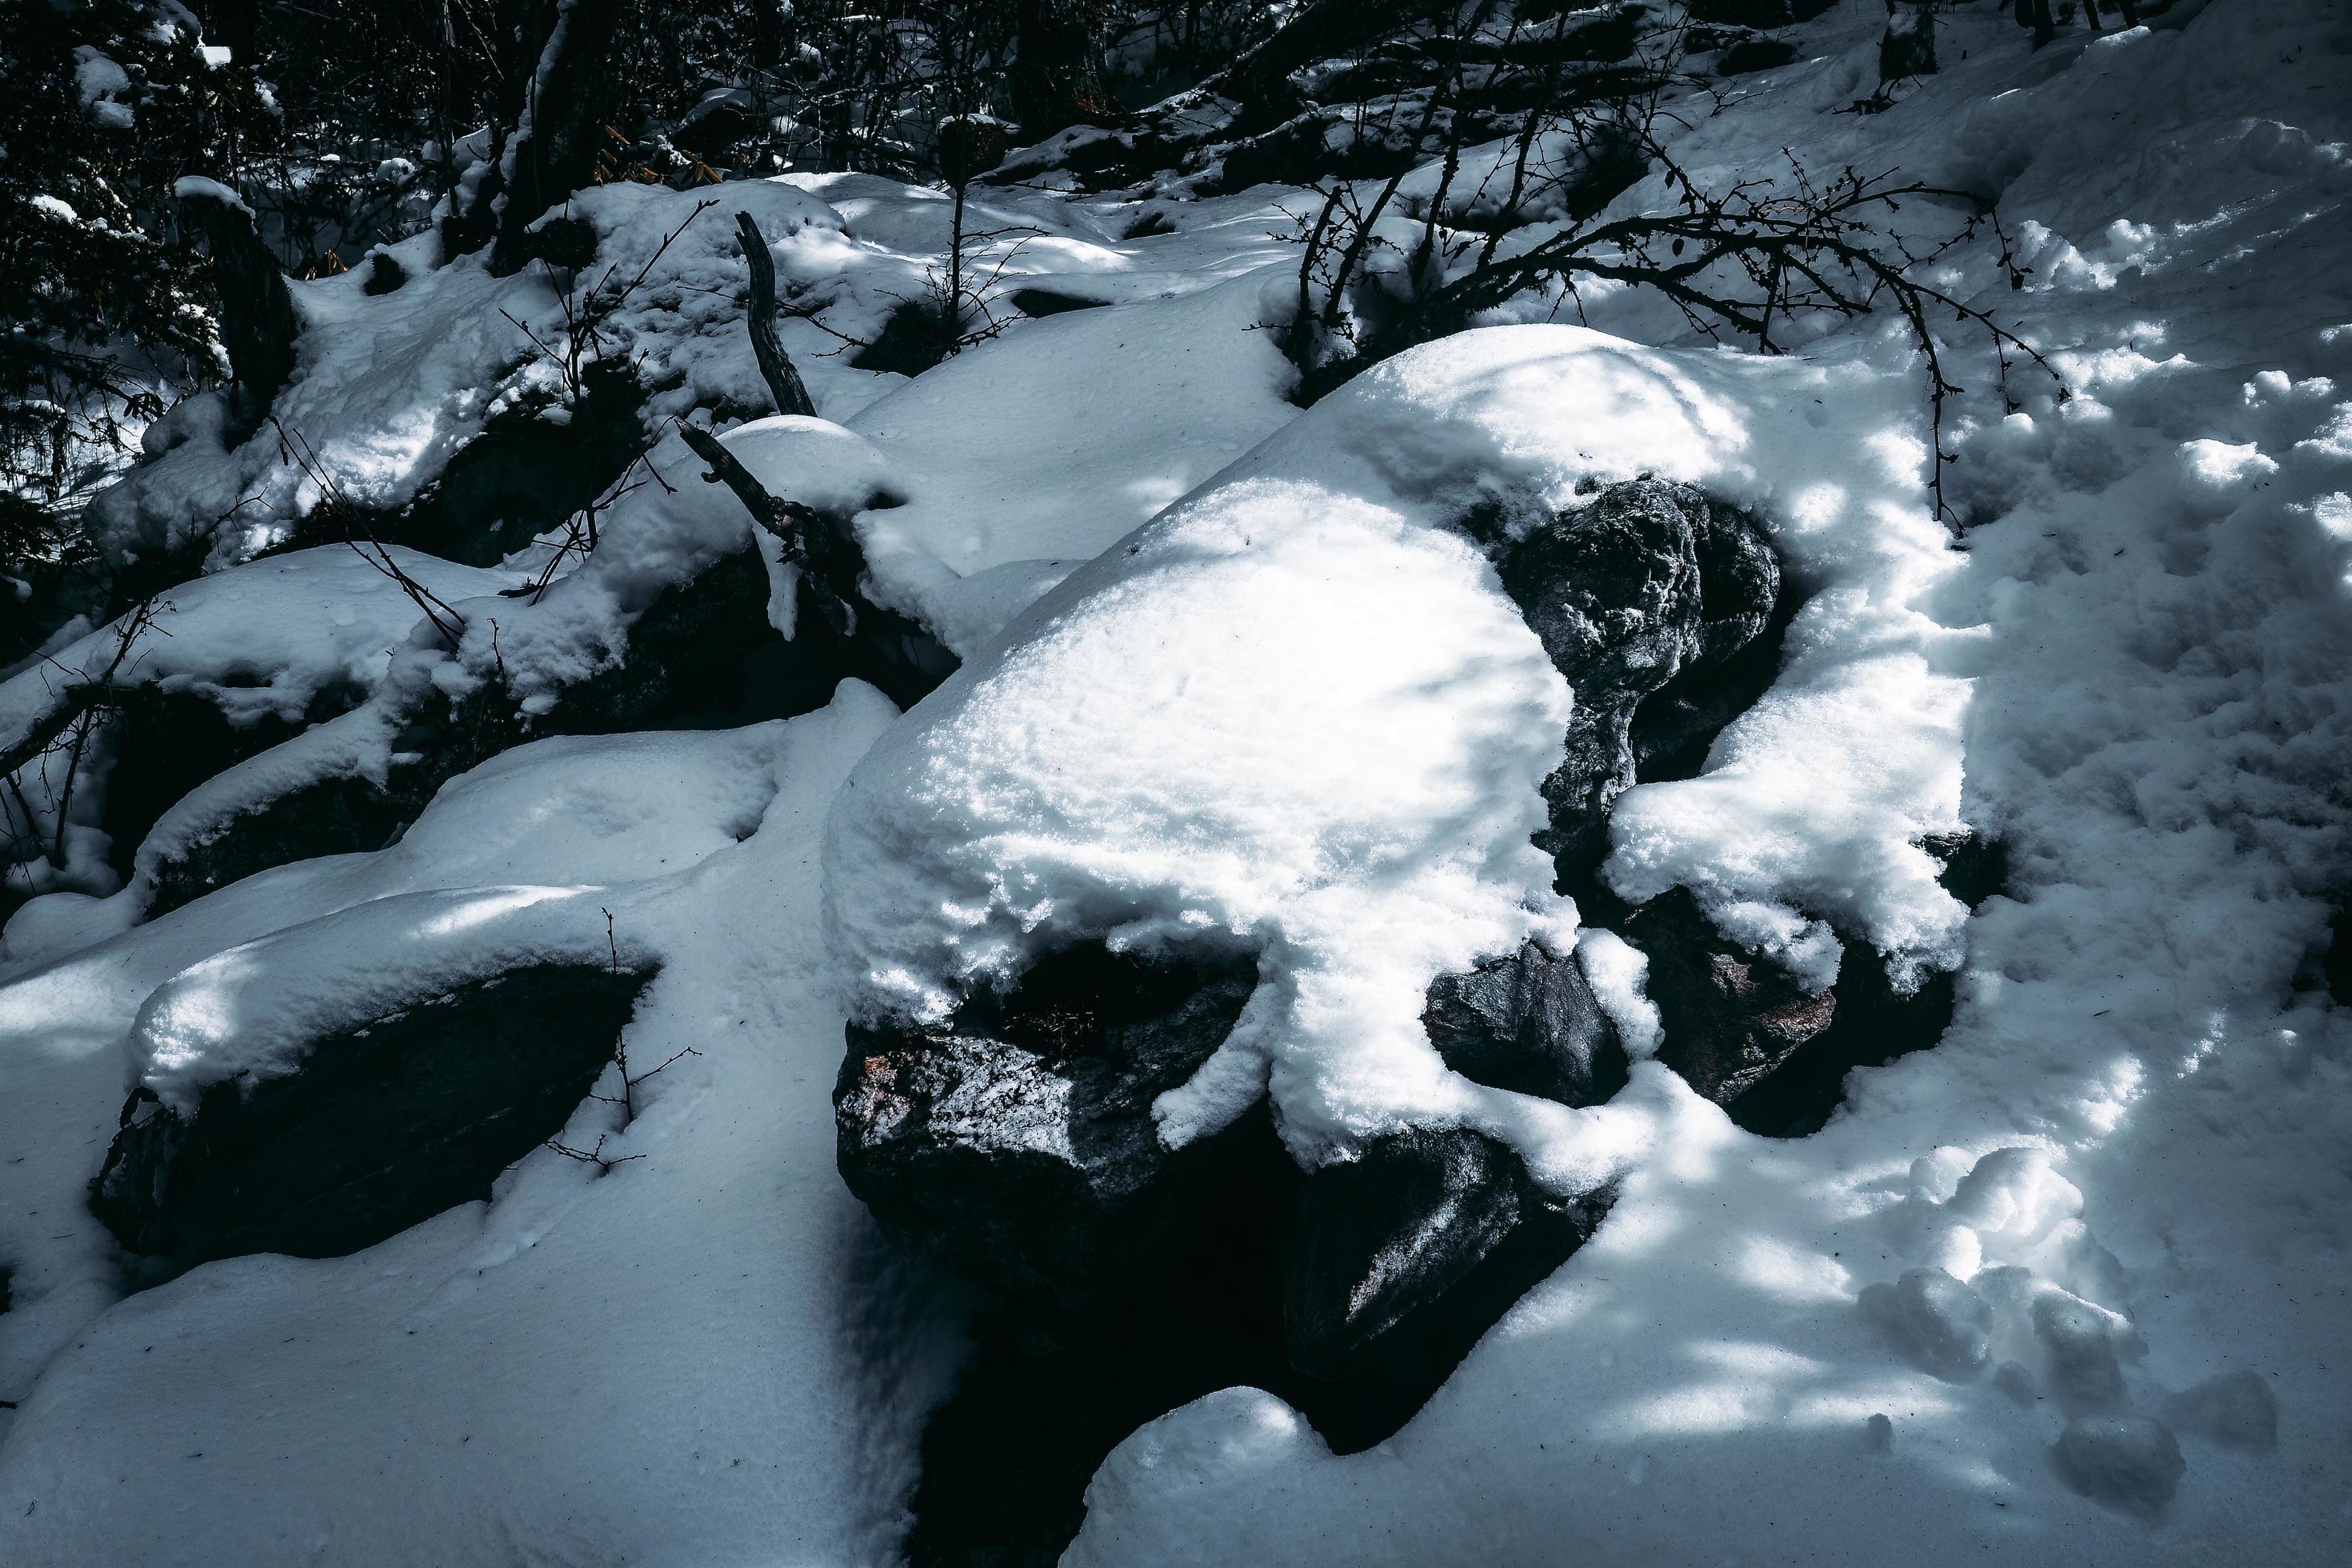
[488,0,627,276]
[1213,0,1421,128]
[203,0,260,61]
[749,0,787,73]
[178,183,301,428]
[1010,0,1114,139]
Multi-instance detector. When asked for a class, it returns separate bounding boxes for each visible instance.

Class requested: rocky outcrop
[842,936,1631,1564]
[837,945,1259,1305]
[1285,1125,1606,1384]
[1465,480,1784,901]
[92,962,651,1270]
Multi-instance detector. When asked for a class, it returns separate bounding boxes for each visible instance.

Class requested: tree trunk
[489,0,627,276]
[178,182,300,429]
[1010,0,1115,140]
[1212,0,1422,129]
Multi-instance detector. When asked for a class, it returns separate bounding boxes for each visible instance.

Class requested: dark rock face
[91,962,650,1270]
[1423,938,1628,1106]
[1285,1125,1606,1385]
[842,942,1620,1566]
[361,250,407,296]
[902,1106,1430,1568]
[1470,481,1782,901]
[1623,886,1838,1106]
[837,946,1258,1305]
[101,682,365,882]
[1691,832,2000,1137]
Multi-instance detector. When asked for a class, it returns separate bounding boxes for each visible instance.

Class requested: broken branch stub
[734,210,818,418]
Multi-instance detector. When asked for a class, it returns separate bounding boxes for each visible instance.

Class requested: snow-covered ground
[3,2,2350,1563]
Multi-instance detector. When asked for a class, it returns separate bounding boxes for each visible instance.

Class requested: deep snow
[2,2,2349,1565]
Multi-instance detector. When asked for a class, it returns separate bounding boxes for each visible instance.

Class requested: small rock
[1622,887,1836,1105]
[835,945,1258,1306]
[1422,940,1629,1106]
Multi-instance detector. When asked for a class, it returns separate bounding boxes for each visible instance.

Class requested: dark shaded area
[903,1109,1430,1568]
[91,962,652,1270]
[1685,0,1836,26]
[852,299,961,378]
[1285,1126,1607,1384]
[2326,902,2352,1006]
[1717,37,1799,76]
[360,250,407,296]
[177,181,301,432]
[852,941,1618,1566]
[1008,287,1110,318]
[838,946,1261,1305]
[99,679,364,884]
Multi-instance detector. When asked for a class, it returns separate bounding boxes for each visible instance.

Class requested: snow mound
[826,321,1970,1166]
[0,546,506,757]
[133,884,651,1114]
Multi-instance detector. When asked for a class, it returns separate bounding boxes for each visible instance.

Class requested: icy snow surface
[0,688,956,1564]
[2,2,2350,1564]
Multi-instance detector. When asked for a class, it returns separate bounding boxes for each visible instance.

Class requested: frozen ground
[3,2,2350,1563]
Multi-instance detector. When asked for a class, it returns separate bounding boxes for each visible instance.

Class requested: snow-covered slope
[2,2,2349,1565]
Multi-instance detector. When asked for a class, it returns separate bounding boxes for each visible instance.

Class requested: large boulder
[1283,1125,1607,1384]
[93,959,651,1269]
[835,945,1259,1306]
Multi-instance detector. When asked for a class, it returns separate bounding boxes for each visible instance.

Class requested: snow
[6,1,2352,1562]
[1060,6,2352,1562]
[744,268,1300,655]
[823,315,1973,1165]
[0,686,954,1564]
[171,174,251,214]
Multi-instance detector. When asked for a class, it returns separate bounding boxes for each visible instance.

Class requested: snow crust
[825,319,1968,1165]
[1064,6,2352,1562]
[4,2,2350,1563]
[0,686,953,1564]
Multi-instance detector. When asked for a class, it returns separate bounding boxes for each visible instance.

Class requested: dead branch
[734,211,818,418]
